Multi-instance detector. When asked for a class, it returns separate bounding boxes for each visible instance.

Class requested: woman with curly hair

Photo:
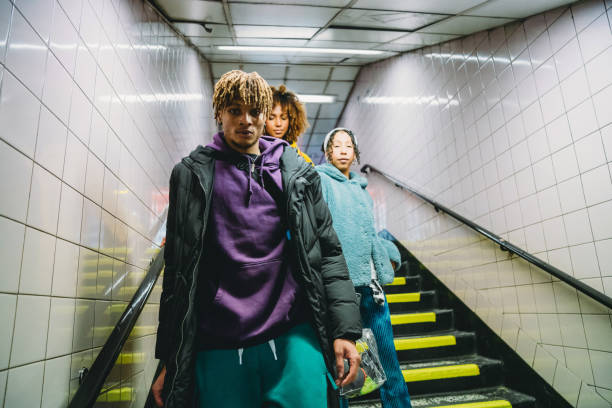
[266,85,314,165]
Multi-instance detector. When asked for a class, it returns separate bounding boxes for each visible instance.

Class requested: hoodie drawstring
[236,342,277,366]
[268,339,278,361]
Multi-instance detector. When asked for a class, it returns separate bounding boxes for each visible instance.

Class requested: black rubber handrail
[68,246,166,408]
[362,164,612,311]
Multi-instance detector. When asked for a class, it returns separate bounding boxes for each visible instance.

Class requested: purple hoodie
[198,132,306,349]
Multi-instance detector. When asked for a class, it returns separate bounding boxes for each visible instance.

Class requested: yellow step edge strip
[391,312,436,325]
[387,277,406,286]
[432,400,511,408]
[386,292,420,303]
[395,335,456,350]
[403,363,480,382]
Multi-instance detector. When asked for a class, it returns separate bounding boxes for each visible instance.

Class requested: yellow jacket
[290,142,314,166]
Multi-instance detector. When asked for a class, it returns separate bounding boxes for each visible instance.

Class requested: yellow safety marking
[388,277,406,286]
[395,335,456,350]
[432,400,511,408]
[96,387,133,402]
[403,363,480,382]
[386,292,420,303]
[116,352,145,365]
[390,312,436,325]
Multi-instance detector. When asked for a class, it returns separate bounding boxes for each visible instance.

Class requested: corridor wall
[340,0,612,406]
[0,0,215,406]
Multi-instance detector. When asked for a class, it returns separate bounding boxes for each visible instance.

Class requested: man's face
[220,101,265,154]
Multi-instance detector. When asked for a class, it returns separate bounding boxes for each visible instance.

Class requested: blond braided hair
[213,70,273,122]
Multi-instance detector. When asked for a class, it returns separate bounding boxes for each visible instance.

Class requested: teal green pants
[195,323,328,407]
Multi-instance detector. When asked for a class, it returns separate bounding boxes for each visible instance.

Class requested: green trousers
[195,323,328,407]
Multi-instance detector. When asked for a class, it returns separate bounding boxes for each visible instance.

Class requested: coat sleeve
[311,173,362,341]
[155,164,182,362]
[380,238,401,267]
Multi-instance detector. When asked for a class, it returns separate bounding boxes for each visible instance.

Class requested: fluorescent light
[217,45,384,56]
[296,94,336,103]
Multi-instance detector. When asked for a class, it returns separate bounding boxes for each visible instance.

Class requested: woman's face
[329,131,355,175]
[266,104,289,139]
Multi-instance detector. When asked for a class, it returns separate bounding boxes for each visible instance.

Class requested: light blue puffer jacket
[316,163,401,286]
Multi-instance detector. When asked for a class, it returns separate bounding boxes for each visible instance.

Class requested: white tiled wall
[341,0,612,406]
[0,0,215,406]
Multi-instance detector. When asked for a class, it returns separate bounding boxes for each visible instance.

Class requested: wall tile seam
[0,61,172,218]
[0,181,162,258]
[10,3,188,191]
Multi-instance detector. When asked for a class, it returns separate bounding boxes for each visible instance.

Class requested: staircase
[351,254,537,408]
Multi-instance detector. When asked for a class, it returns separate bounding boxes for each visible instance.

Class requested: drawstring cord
[236,341,277,366]
[268,339,278,361]
[238,348,244,365]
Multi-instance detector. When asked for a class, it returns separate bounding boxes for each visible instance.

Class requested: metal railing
[68,246,166,408]
[362,164,612,311]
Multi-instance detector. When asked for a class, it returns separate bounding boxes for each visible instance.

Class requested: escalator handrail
[68,246,166,408]
[362,164,612,311]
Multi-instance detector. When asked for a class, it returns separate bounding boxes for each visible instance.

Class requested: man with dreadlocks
[151,70,362,408]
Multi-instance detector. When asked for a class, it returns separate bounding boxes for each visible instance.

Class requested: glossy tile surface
[0,0,214,405]
[342,0,612,405]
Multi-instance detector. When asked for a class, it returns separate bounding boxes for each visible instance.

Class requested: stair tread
[350,386,535,408]
[400,354,501,371]
[395,330,473,340]
[410,386,536,406]
[391,308,453,317]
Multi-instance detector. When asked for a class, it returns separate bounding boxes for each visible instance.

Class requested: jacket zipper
[167,171,209,403]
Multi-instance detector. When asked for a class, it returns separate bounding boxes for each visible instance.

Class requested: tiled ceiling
[151,0,578,162]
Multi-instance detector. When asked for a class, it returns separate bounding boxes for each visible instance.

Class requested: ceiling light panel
[314,28,407,42]
[325,81,353,101]
[287,66,332,80]
[285,80,327,94]
[156,0,226,23]
[309,133,328,146]
[175,23,231,37]
[234,26,318,39]
[232,0,351,6]
[297,95,336,103]
[217,46,385,55]
[353,0,488,14]
[392,32,460,45]
[286,56,348,64]
[236,38,309,47]
[318,103,345,118]
[306,40,380,49]
[229,4,340,27]
[190,37,233,47]
[421,16,513,35]
[466,0,577,18]
[330,66,360,80]
[333,9,447,31]
[375,43,423,52]
[313,119,338,133]
[211,63,287,79]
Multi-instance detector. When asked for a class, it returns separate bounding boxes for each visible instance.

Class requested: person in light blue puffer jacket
[317,128,412,408]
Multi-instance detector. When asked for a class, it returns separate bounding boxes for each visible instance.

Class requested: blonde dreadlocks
[270,85,310,144]
[213,70,273,122]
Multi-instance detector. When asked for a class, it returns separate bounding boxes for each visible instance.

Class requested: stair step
[350,386,536,408]
[391,309,454,336]
[385,275,422,293]
[401,355,504,395]
[388,290,437,313]
[395,331,476,361]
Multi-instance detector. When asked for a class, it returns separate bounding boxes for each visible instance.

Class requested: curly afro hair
[270,84,310,144]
